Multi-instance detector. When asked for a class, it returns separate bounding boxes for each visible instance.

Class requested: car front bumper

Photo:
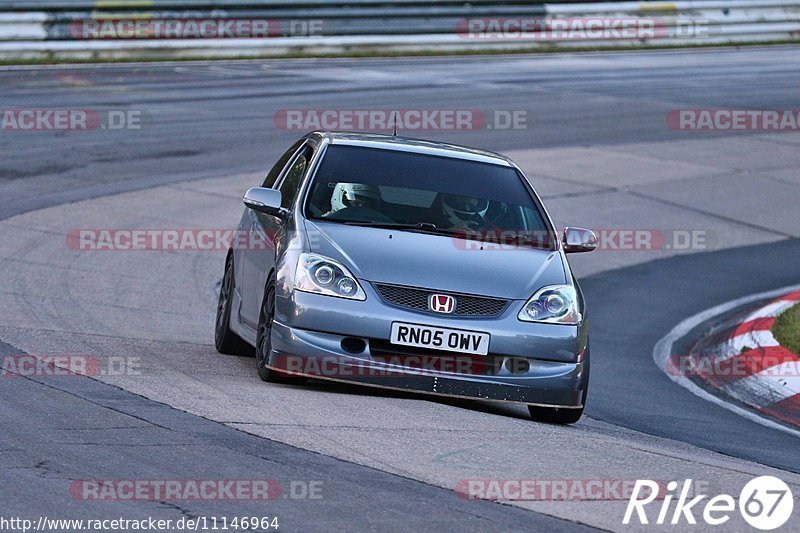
[269,285,588,408]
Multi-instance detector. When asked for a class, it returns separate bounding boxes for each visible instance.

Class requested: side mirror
[562,227,597,253]
[243,187,286,217]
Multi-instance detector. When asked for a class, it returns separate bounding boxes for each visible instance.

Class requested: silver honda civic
[216,131,597,423]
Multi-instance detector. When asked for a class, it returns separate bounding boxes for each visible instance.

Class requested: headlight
[518,285,581,324]
[294,253,366,300]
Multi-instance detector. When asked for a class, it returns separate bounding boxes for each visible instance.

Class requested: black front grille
[373,283,509,317]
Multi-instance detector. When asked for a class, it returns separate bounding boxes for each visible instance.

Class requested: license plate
[390,322,490,355]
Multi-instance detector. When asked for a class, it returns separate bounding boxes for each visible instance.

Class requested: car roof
[306,131,514,168]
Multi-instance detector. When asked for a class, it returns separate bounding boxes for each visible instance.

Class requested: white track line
[653,283,800,438]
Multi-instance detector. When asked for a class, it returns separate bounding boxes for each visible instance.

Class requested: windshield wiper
[342,221,456,236]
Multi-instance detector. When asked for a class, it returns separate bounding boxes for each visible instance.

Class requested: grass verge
[773,303,800,355]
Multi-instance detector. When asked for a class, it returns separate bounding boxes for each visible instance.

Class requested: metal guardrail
[2,0,622,9]
[1,1,799,59]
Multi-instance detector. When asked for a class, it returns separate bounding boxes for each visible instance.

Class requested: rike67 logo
[624,477,794,530]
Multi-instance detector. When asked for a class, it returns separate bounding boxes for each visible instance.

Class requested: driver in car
[438,193,494,231]
[324,183,383,217]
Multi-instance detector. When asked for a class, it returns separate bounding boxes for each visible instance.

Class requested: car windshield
[305,144,554,249]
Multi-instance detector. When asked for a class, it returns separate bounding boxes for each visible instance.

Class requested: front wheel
[215,253,253,356]
[255,276,307,384]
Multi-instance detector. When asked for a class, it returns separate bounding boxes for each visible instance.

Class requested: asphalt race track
[1,47,800,531]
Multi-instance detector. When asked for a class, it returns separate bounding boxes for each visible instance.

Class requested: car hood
[304,220,566,300]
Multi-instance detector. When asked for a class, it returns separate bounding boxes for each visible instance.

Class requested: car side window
[262,139,305,188]
[278,146,314,209]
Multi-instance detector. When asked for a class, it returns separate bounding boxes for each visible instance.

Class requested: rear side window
[278,146,314,209]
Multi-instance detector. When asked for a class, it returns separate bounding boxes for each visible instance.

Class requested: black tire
[528,348,589,425]
[255,275,307,384]
[215,253,254,356]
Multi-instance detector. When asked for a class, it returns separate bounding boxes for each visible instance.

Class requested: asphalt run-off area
[1,47,800,531]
